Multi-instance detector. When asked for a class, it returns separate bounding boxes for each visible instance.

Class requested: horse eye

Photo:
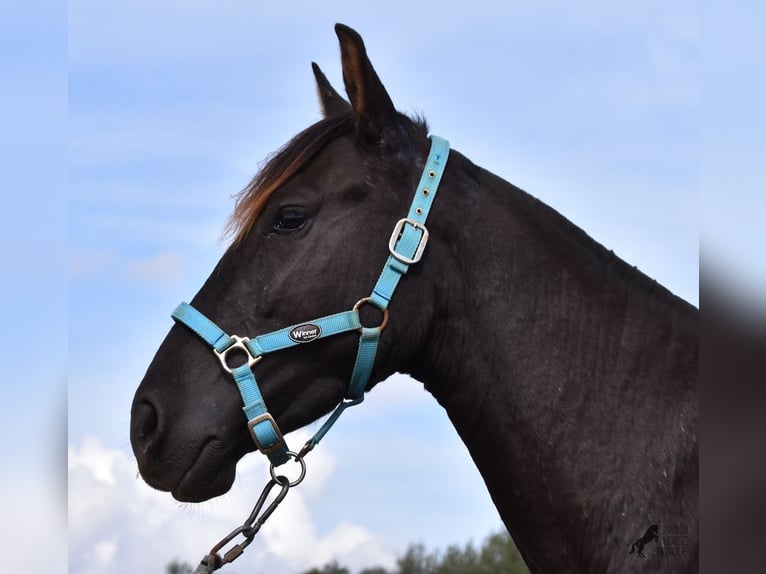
[272,206,308,233]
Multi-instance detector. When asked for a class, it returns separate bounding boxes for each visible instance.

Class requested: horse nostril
[132,398,161,453]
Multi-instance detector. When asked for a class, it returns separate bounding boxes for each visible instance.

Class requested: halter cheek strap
[172,135,450,467]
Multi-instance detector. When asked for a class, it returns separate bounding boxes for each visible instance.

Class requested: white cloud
[68,434,395,574]
[363,372,429,410]
[91,538,118,567]
[68,435,120,485]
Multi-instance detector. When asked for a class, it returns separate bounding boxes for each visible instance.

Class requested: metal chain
[192,452,308,573]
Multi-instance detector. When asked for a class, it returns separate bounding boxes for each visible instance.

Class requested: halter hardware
[214,336,261,374]
[389,218,429,265]
[172,136,450,469]
[269,452,306,487]
[353,297,389,331]
[247,413,286,455]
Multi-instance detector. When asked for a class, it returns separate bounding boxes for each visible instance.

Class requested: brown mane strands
[226,113,356,245]
[225,110,430,246]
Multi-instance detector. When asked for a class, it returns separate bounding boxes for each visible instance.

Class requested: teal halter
[172,136,450,467]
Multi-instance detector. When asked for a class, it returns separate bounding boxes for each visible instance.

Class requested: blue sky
[9,0,750,572]
[1,2,67,573]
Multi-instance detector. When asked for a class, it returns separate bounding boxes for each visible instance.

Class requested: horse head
[130,25,444,502]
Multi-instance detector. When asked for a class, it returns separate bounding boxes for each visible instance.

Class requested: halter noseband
[171,136,450,467]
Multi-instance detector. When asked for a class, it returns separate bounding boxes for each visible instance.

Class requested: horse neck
[408,152,699,572]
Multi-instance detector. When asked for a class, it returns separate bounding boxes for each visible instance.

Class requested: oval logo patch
[289,323,322,344]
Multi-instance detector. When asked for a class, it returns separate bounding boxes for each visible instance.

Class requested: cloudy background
[14,0,766,572]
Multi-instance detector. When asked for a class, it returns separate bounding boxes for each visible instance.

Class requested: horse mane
[226,112,357,245]
[226,111,430,245]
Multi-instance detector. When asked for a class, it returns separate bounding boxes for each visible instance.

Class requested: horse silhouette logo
[629,524,659,558]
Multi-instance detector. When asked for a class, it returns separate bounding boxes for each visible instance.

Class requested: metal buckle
[214,335,261,374]
[247,413,287,455]
[388,218,429,265]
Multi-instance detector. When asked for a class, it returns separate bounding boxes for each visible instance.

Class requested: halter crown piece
[172,136,450,467]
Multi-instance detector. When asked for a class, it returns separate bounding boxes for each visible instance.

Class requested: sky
[12,0,765,572]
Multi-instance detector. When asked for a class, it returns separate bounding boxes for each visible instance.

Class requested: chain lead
[191,451,309,572]
[192,554,220,574]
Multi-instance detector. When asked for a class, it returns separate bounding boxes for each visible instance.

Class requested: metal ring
[353,297,389,332]
[269,451,307,487]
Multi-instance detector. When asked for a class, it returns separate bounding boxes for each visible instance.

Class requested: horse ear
[312,62,352,117]
[334,23,398,145]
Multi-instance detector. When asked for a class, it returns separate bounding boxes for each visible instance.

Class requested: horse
[130,24,698,574]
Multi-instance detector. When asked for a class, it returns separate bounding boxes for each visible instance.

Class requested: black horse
[131,24,698,574]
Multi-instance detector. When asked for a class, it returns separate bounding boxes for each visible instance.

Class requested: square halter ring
[213,335,262,374]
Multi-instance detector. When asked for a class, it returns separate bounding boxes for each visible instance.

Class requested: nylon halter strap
[172,135,450,467]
